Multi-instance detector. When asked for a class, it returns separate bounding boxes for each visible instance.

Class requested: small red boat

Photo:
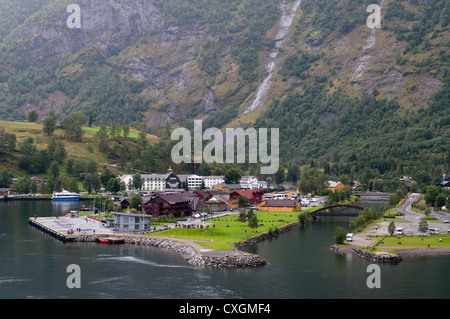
[99,238,111,244]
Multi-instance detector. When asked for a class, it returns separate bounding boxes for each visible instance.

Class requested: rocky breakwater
[77,235,267,268]
[330,244,402,263]
[234,221,302,250]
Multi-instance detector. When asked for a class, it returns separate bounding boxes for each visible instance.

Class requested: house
[349,181,362,189]
[441,181,450,189]
[193,190,214,202]
[144,193,192,218]
[118,197,131,209]
[239,176,259,189]
[326,181,345,192]
[0,188,10,196]
[177,174,204,190]
[120,167,182,192]
[257,199,302,212]
[229,189,264,208]
[111,211,152,232]
[30,176,43,185]
[179,192,209,212]
[203,176,225,189]
[205,196,228,212]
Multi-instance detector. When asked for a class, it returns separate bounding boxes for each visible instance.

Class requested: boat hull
[51,197,81,202]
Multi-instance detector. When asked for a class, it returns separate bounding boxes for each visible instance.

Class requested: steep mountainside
[0,0,449,178]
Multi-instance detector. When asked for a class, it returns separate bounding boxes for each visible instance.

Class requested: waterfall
[243,0,301,115]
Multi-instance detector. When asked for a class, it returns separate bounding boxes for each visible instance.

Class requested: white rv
[346,233,353,242]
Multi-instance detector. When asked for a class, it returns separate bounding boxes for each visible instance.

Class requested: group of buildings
[114,168,310,220]
[118,167,268,193]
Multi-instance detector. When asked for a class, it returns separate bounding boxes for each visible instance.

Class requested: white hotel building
[120,170,225,192]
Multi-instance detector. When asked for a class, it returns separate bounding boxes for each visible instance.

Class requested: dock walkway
[29,216,117,240]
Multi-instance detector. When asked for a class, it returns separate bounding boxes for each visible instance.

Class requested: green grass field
[376,234,450,248]
[151,210,308,250]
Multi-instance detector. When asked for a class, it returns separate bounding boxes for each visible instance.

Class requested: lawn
[376,234,450,248]
[151,210,307,251]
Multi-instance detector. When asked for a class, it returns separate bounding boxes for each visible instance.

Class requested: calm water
[1,200,449,299]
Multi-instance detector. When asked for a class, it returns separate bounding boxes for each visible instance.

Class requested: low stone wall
[233,221,303,250]
[330,244,402,263]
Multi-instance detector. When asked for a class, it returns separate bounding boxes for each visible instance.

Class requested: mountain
[0,0,449,180]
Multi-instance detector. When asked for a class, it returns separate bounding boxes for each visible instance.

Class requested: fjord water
[1,200,449,299]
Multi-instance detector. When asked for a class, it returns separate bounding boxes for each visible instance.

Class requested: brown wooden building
[144,193,192,218]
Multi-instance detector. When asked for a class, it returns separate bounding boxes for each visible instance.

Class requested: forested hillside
[0,0,448,187]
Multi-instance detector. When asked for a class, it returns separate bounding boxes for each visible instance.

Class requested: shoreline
[331,243,450,261]
[28,217,267,268]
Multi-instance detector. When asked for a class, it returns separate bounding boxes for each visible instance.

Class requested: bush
[334,226,347,244]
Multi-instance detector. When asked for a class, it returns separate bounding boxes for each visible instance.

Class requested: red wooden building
[229,189,264,208]
[144,193,192,218]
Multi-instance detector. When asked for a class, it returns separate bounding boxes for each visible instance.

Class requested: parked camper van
[428,228,439,235]
[396,227,404,235]
[346,233,353,242]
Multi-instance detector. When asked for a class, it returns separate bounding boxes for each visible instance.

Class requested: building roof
[218,183,241,189]
[145,193,191,205]
[112,211,151,218]
[326,181,342,188]
[230,189,263,197]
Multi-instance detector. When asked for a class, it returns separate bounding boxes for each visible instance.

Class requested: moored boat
[98,237,125,244]
[51,190,81,201]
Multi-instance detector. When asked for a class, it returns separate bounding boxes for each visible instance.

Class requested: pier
[28,215,117,241]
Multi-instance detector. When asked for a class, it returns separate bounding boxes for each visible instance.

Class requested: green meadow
[151,210,312,251]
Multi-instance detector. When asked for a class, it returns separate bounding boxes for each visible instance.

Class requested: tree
[424,185,440,205]
[0,170,12,188]
[334,226,347,244]
[418,218,428,234]
[50,162,60,179]
[225,169,241,184]
[388,221,396,235]
[238,211,247,223]
[42,111,56,136]
[130,194,143,210]
[274,168,285,185]
[83,173,101,194]
[132,173,142,191]
[238,195,249,207]
[286,165,300,183]
[61,112,86,141]
[106,178,120,193]
[435,193,447,209]
[47,138,67,163]
[248,214,259,232]
[27,110,38,122]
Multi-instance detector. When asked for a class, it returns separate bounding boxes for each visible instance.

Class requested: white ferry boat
[51,190,81,201]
